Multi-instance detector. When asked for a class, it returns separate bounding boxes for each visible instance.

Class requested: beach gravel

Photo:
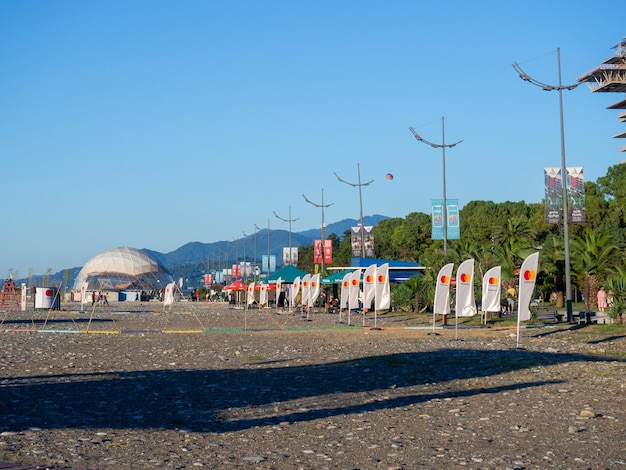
[1,302,625,469]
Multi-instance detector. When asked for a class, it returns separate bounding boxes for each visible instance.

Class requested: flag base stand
[427,332,440,336]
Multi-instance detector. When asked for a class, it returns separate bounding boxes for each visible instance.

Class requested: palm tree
[571,228,620,322]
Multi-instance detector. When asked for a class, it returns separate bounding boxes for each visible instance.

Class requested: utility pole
[513,48,579,322]
[410,117,462,256]
[303,189,334,273]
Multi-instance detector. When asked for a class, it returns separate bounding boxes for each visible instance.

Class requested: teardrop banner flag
[434,263,454,315]
[374,263,390,311]
[348,269,361,311]
[290,276,301,307]
[455,259,476,317]
[362,264,377,312]
[340,271,352,311]
[308,274,321,308]
[260,283,268,307]
[247,282,255,306]
[481,266,502,313]
[301,274,311,307]
[518,252,539,322]
[163,282,176,306]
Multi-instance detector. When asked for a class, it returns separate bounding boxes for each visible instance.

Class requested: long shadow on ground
[0,347,618,433]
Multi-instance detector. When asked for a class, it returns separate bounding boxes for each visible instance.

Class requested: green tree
[571,228,620,321]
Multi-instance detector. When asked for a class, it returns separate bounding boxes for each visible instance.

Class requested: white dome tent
[73,247,173,292]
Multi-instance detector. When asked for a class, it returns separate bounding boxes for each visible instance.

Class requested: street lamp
[513,47,579,322]
[273,206,299,266]
[303,189,334,273]
[334,163,373,258]
[410,117,462,256]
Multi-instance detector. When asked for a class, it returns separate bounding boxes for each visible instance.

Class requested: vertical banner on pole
[431,199,444,240]
[567,167,585,223]
[544,167,563,224]
[447,199,460,240]
[432,199,460,240]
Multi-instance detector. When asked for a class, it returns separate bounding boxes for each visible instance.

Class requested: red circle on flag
[460,273,469,283]
[524,270,536,281]
[45,289,53,297]
[440,275,449,284]
[488,277,498,285]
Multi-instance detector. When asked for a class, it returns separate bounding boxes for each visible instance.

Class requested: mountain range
[32,215,388,287]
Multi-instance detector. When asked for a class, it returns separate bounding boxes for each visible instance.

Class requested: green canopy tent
[258,265,307,284]
[321,269,355,285]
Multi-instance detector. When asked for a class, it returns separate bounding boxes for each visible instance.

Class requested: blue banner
[431,199,460,240]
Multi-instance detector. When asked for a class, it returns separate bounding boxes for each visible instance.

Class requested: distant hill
[32,215,388,287]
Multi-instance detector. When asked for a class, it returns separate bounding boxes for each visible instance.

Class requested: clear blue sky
[1,0,624,277]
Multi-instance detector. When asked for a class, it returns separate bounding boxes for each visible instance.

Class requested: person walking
[597,286,607,313]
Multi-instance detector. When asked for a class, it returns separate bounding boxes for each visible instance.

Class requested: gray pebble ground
[1,302,625,469]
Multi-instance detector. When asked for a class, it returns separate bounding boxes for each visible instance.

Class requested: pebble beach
[1,302,625,469]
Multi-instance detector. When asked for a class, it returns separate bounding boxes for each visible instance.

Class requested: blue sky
[1,0,624,277]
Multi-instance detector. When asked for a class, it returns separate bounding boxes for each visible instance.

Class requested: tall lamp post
[273,206,299,266]
[334,163,373,258]
[410,117,462,256]
[303,189,334,273]
[513,48,579,323]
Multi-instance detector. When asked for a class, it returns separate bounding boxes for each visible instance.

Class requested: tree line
[297,163,626,321]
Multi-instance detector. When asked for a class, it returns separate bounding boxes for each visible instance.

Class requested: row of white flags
[340,263,391,312]
[247,273,323,309]
[433,253,539,321]
[245,263,391,312]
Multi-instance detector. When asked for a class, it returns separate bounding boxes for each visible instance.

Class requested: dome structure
[73,247,173,291]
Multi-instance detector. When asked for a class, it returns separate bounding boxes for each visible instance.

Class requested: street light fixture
[273,206,299,266]
[334,163,373,258]
[409,117,462,256]
[513,47,579,323]
[303,189,334,273]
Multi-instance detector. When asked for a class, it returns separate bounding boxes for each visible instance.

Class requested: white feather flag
[290,276,300,307]
[455,259,477,317]
[247,282,255,305]
[348,269,361,311]
[260,283,268,307]
[362,264,377,312]
[518,252,539,321]
[301,274,311,306]
[163,282,176,306]
[340,272,352,310]
[481,266,501,313]
[308,274,321,308]
[374,263,390,311]
[434,263,454,315]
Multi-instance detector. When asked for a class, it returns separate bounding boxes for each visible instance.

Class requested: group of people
[91,291,109,306]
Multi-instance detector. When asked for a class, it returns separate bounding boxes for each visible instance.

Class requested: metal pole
[441,117,448,256]
[512,48,578,322]
[303,189,334,273]
[334,164,374,258]
[557,48,573,323]
[274,207,299,266]
[409,119,462,257]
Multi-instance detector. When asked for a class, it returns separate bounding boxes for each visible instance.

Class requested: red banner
[314,240,333,264]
